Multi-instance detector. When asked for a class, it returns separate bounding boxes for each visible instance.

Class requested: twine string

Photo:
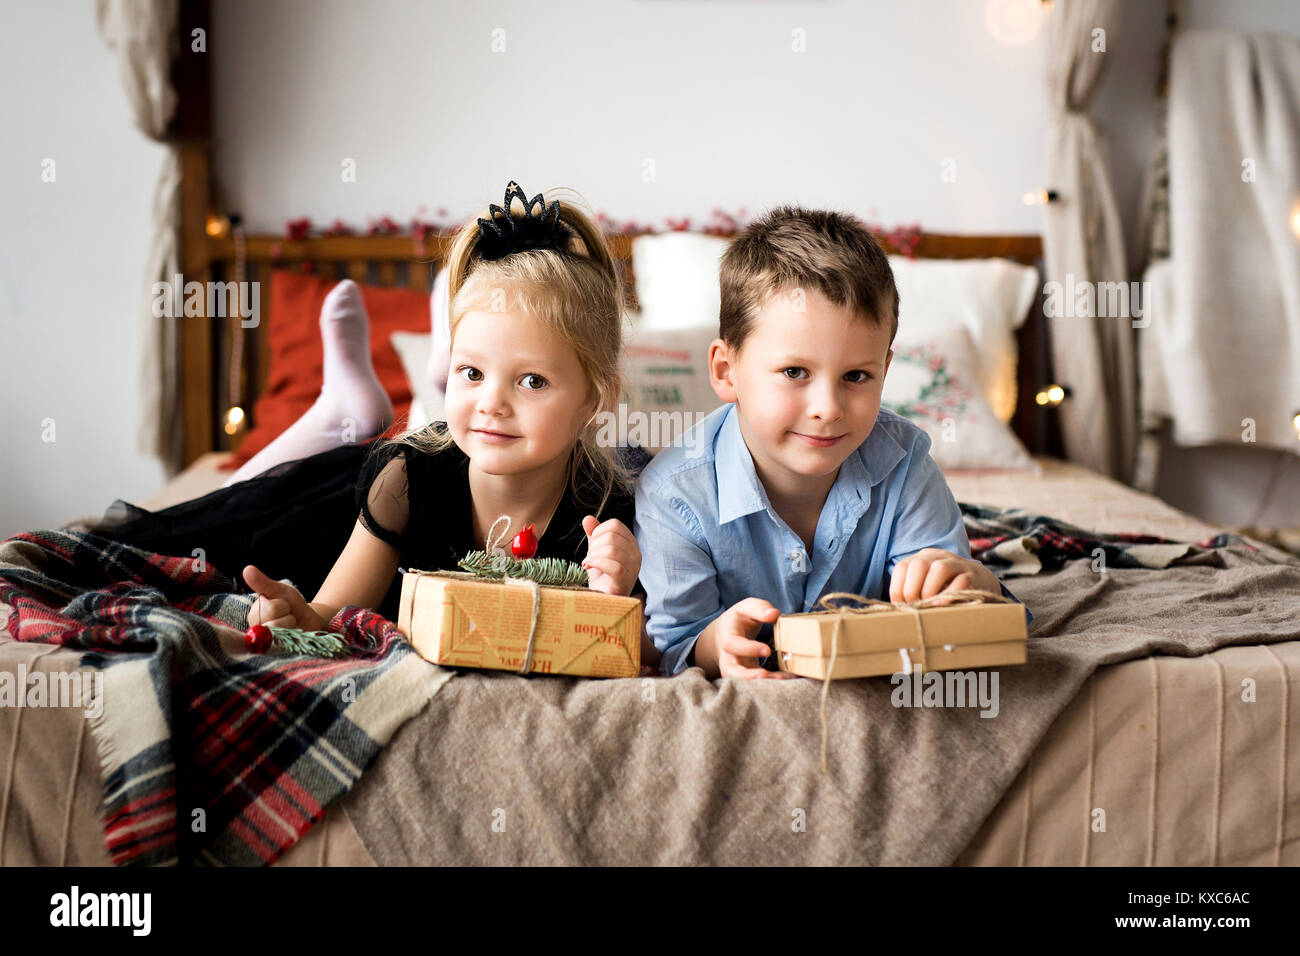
[485,514,512,556]
[812,589,1013,774]
[504,576,542,675]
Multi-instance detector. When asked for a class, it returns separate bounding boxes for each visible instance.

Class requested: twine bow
[484,513,513,557]
[811,589,1014,773]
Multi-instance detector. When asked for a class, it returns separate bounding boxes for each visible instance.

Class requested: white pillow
[882,327,1038,472]
[888,257,1039,423]
[615,319,723,452]
[428,266,451,395]
[390,330,444,428]
[631,232,730,330]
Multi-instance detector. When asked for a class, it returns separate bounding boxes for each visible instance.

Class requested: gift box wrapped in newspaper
[396,568,641,678]
[774,589,1028,680]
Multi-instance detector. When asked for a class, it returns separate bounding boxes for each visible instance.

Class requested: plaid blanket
[0,529,450,866]
[959,502,1256,576]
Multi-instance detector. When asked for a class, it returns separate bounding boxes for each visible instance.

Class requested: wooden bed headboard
[180,231,1060,466]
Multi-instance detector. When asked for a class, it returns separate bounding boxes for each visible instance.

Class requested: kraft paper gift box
[396,569,641,678]
[774,591,1028,680]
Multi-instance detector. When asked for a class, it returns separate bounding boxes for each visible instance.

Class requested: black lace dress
[94,430,644,622]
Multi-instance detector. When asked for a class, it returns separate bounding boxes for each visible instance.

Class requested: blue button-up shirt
[634,403,1032,675]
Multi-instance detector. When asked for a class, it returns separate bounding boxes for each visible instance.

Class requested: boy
[634,206,1031,679]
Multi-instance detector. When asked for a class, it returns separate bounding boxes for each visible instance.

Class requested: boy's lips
[791,431,846,448]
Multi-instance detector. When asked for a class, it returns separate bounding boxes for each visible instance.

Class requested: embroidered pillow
[882,327,1038,472]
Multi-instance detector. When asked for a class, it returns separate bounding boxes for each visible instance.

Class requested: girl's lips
[473,429,519,443]
[792,431,845,448]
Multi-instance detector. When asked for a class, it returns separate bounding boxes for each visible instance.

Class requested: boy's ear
[708,338,738,404]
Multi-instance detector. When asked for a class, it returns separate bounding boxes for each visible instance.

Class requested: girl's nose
[475,379,510,417]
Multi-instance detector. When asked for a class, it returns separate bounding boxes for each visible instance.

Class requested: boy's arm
[886,430,1034,623]
[633,479,727,676]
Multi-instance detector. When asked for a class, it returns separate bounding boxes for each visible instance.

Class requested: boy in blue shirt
[634,206,1031,678]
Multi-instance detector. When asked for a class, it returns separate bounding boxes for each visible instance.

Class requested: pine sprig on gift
[244,625,365,658]
[457,550,589,587]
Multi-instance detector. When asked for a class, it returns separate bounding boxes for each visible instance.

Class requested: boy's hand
[888,548,1000,603]
[696,598,798,680]
[243,565,327,630]
[581,516,641,597]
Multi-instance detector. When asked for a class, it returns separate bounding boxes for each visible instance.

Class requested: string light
[1022,189,1059,206]
[205,213,231,238]
[224,405,246,436]
[1035,384,1068,406]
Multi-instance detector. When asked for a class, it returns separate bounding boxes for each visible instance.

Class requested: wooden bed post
[171,0,214,468]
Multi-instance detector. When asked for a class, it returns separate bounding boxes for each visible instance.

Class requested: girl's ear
[581,382,605,430]
[709,338,738,404]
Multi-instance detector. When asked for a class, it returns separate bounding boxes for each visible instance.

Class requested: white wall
[211,0,1056,235]
[0,0,167,539]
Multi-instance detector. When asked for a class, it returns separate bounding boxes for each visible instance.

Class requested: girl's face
[445,305,599,478]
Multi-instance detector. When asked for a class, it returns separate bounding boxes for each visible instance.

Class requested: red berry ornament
[511,523,538,559]
[245,624,273,654]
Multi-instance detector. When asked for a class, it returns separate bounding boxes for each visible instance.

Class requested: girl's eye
[456,366,482,383]
[843,370,872,384]
[781,367,808,380]
[520,373,548,390]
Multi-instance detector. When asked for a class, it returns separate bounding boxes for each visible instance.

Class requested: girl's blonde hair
[388,185,631,513]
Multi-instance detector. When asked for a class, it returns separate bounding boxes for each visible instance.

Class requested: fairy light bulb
[224,405,246,436]
[1035,384,1067,406]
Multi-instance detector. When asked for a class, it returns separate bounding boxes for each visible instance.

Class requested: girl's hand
[243,564,328,630]
[580,516,641,597]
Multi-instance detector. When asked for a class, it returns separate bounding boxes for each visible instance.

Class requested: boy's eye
[781,367,808,380]
[456,366,483,383]
[843,370,872,383]
[519,373,548,390]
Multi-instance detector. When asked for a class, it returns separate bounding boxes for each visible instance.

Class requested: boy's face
[709,288,893,490]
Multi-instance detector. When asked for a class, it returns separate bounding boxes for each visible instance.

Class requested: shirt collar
[715,404,910,525]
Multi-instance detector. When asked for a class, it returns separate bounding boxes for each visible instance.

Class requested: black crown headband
[474,181,575,261]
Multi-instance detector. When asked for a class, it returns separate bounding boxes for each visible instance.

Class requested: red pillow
[220,270,431,469]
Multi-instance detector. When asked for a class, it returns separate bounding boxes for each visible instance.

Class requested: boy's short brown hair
[718,205,899,350]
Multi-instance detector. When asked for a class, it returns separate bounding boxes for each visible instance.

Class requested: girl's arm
[307,519,402,624]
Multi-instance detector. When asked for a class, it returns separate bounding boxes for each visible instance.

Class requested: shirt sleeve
[886,429,1034,626]
[633,478,726,676]
[354,443,411,549]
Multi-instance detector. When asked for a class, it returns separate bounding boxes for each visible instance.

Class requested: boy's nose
[807,383,844,421]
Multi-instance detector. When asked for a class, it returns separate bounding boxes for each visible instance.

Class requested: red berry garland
[511,523,539,559]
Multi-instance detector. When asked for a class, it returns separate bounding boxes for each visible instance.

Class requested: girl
[97,181,643,631]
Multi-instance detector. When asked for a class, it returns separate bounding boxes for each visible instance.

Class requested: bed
[7,447,1297,866]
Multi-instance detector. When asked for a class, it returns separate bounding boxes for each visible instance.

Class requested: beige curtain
[96,0,183,473]
[1043,0,1137,482]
